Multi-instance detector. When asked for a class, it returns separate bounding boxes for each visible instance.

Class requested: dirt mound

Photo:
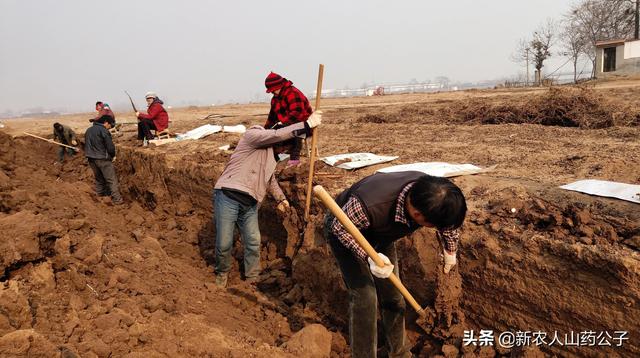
[451,87,637,128]
[356,87,640,129]
[0,132,308,357]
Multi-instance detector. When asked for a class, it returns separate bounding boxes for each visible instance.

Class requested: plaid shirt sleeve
[282,87,312,125]
[437,228,460,253]
[330,196,370,262]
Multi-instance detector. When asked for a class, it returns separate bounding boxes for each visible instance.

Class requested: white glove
[277,200,289,213]
[306,110,322,128]
[443,250,457,274]
[112,156,117,163]
[71,140,78,146]
[367,252,394,279]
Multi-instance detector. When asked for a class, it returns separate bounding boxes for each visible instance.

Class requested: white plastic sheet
[377,162,485,177]
[176,124,246,140]
[321,153,398,170]
[177,124,222,140]
[560,179,640,204]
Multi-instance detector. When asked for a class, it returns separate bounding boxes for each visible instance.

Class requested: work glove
[277,199,289,213]
[368,252,394,279]
[306,110,322,128]
[443,250,457,274]
[71,140,78,146]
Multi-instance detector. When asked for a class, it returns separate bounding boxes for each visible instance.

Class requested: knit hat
[265,72,287,93]
[145,92,157,99]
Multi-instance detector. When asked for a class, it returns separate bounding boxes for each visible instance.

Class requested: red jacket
[264,81,312,129]
[138,100,169,132]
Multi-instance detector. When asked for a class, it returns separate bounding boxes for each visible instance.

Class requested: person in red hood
[264,72,313,167]
[90,101,115,123]
[136,92,169,144]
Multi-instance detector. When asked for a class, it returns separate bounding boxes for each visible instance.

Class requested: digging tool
[304,64,324,221]
[312,185,435,331]
[23,132,79,150]
[124,90,138,113]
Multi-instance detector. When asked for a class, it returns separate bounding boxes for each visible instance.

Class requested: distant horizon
[0,76,518,118]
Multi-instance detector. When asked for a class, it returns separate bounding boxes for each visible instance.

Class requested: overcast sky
[0,0,577,114]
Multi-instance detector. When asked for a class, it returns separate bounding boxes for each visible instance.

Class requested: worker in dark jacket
[264,72,313,167]
[84,115,123,205]
[52,122,78,163]
[324,172,467,358]
[136,91,169,144]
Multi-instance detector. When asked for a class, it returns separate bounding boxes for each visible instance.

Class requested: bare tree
[531,19,556,83]
[511,38,532,85]
[560,17,587,83]
[567,0,635,77]
[435,76,450,89]
[511,20,555,85]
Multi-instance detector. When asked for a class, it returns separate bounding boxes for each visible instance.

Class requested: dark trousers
[137,119,157,140]
[57,146,77,162]
[324,215,410,358]
[88,158,123,203]
[289,137,303,161]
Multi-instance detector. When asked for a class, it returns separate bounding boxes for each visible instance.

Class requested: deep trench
[112,146,640,358]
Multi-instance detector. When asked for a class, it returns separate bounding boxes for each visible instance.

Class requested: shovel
[313,185,435,331]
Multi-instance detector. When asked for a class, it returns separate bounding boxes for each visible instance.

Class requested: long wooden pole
[23,132,78,150]
[312,185,426,317]
[304,64,324,221]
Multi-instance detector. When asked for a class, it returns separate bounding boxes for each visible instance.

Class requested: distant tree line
[513,0,638,84]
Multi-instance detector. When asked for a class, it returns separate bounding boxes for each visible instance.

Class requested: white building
[595,39,640,78]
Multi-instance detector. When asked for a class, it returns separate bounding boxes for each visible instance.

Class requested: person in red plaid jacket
[264,72,313,166]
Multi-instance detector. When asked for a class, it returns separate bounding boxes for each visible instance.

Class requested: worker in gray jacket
[84,115,123,205]
[213,111,322,287]
[52,122,78,163]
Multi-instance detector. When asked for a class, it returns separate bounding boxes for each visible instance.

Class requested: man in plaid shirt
[264,72,313,166]
[324,171,467,358]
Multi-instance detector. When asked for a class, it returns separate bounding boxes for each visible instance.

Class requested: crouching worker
[84,115,123,205]
[212,110,323,288]
[52,122,78,163]
[324,172,467,358]
[263,72,313,167]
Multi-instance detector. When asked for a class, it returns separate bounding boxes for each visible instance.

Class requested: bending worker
[324,171,467,358]
[213,111,322,288]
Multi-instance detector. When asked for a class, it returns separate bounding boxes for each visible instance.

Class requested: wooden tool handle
[312,185,425,316]
[304,64,324,221]
[23,132,78,150]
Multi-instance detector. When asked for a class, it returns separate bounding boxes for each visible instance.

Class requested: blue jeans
[213,189,261,278]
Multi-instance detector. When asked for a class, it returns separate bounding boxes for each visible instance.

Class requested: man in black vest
[324,171,467,358]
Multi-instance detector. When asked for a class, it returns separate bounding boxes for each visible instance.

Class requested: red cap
[265,72,287,93]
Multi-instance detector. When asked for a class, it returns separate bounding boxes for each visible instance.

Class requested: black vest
[335,171,425,250]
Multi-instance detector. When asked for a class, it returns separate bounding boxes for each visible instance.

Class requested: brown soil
[1,79,640,357]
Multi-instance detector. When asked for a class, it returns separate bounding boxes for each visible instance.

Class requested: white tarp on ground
[178,124,222,140]
[377,162,486,177]
[321,153,398,170]
[178,124,247,140]
[150,124,246,146]
[560,179,640,204]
